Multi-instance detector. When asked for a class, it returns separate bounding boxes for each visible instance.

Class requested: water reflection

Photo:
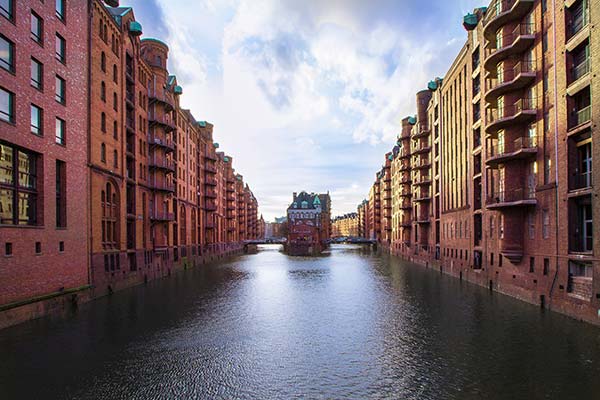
[0,245,599,399]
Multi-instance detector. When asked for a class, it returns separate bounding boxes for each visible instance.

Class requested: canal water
[1,245,600,399]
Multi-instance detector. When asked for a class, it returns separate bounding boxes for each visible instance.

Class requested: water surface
[1,244,599,399]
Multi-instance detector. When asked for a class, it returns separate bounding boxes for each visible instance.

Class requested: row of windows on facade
[0,36,67,98]
[1,88,66,144]
[4,240,65,256]
[0,143,66,227]
[1,0,66,23]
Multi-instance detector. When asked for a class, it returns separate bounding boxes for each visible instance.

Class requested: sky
[122,0,483,221]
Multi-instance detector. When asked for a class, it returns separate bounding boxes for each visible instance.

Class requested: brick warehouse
[0,0,263,329]
[360,0,600,325]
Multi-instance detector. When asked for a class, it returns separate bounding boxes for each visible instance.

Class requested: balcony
[400,202,412,210]
[483,0,535,41]
[205,188,217,198]
[149,113,176,132]
[484,23,535,72]
[205,203,217,212]
[400,176,412,184]
[569,105,591,130]
[400,221,412,228]
[148,135,175,152]
[149,157,175,172]
[148,89,175,111]
[485,61,536,102]
[204,162,217,174]
[416,215,430,224]
[412,127,430,139]
[150,211,175,222]
[412,143,431,155]
[204,152,218,162]
[486,97,537,136]
[398,149,411,159]
[569,172,592,193]
[149,180,175,193]
[205,177,217,186]
[413,191,431,202]
[413,175,431,186]
[486,188,536,209]
[486,136,538,167]
[399,163,411,172]
[414,159,432,170]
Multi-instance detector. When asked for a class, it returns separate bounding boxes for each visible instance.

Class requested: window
[5,242,12,255]
[56,160,66,227]
[30,104,42,135]
[35,241,41,254]
[100,143,106,162]
[528,212,535,239]
[55,34,65,63]
[543,258,549,276]
[529,257,535,273]
[542,31,548,53]
[113,120,118,139]
[0,0,13,21]
[101,51,106,72]
[542,210,550,239]
[581,203,593,251]
[0,35,14,72]
[113,150,118,168]
[0,143,38,225]
[55,0,65,21]
[31,58,43,89]
[31,12,43,43]
[100,81,106,101]
[113,93,118,111]
[0,87,14,123]
[55,117,65,145]
[59,241,65,252]
[55,75,65,104]
[113,65,118,83]
[101,112,106,132]
[101,182,119,247]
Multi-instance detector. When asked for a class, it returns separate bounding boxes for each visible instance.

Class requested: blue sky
[123,0,482,221]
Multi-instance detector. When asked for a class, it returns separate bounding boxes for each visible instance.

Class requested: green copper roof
[313,196,321,205]
[387,154,393,161]
[463,13,478,30]
[224,156,230,163]
[214,143,219,148]
[427,80,438,91]
[174,85,183,95]
[140,38,169,49]
[408,116,417,125]
[129,21,142,35]
[198,121,207,128]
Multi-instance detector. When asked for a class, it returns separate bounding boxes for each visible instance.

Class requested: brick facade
[360,0,600,325]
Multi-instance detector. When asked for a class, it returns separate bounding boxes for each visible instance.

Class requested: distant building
[332,213,359,237]
[286,191,331,255]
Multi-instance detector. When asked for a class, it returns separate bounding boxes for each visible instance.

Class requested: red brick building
[0,0,90,323]
[363,0,600,325]
[0,0,262,328]
[286,191,331,255]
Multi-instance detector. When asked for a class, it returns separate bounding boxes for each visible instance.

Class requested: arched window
[113,120,118,139]
[100,81,106,101]
[101,190,106,242]
[101,52,106,72]
[101,112,106,132]
[103,24,108,43]
[100,143,106,162]
[113,150,118,168]
[113,92,118,111]
[99,22,103,39]
[113,65,118,83]
[191,209,197,244]
[111,34,115,53]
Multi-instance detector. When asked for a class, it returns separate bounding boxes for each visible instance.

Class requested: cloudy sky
[123,0,481,221]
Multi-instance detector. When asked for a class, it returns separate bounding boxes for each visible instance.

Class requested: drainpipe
[550,0,560,301]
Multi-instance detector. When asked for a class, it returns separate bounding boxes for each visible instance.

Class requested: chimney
[293,192,297,201]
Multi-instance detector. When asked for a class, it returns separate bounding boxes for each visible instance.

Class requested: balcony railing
[148,135,175,151]
[484,23,535,70]
[486,188,536,207]
[148,89,175,110]
[570,105,591,128]
[568,8,589,39]
[149,180,175,192]
[148,113,176,131]
[571,58,590,82]
[487,135,538,161]
[570,172,592,191]
[484,0,535,37]
[150,211,175,221]
[149,156,175,171]
[205,177,218,186]
[487,97,537,129]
